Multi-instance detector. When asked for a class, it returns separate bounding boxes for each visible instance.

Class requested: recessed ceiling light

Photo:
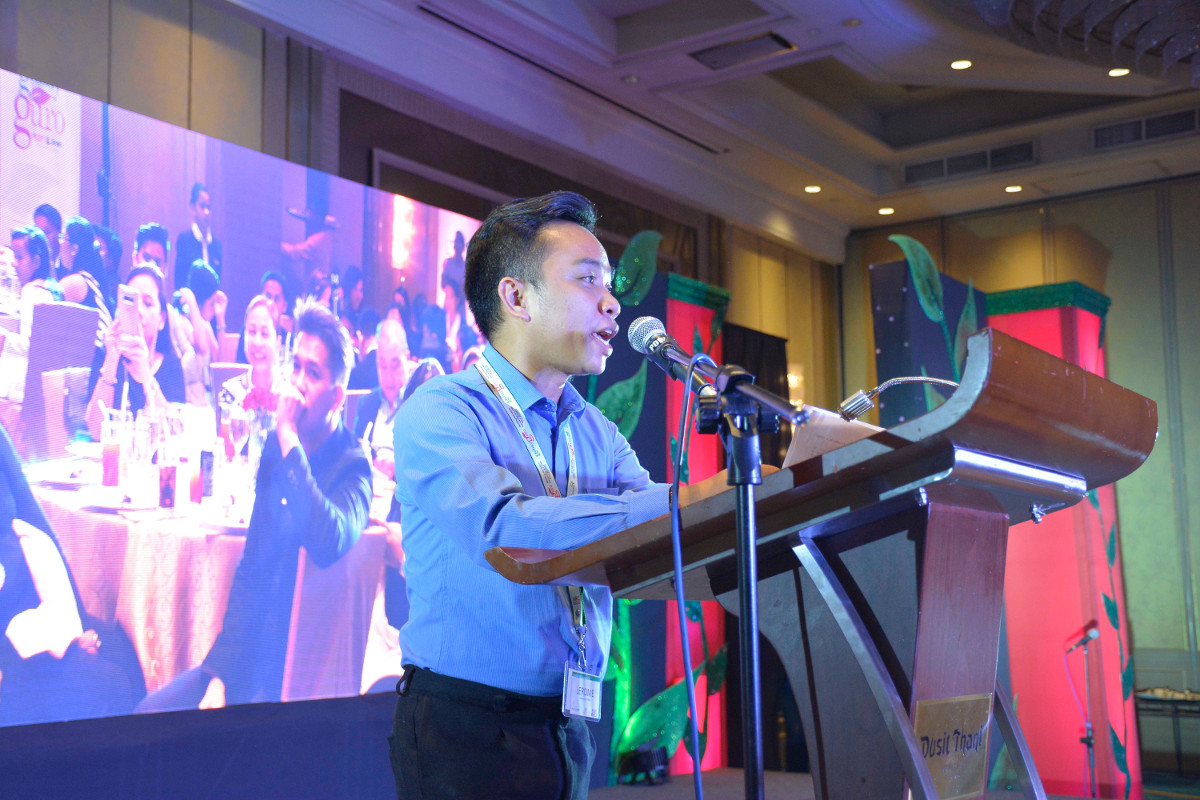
[951,60,973,70]
[842,18,862,28]
[878,207,895,216]
[621,75,639,84]
[804,185,821,193]
[1108,67,1130,77]
[1005,185,1023,193]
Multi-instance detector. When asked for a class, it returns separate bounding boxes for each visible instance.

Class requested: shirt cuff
[625,483,671,529]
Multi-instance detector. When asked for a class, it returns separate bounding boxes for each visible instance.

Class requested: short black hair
[94,226,122,269]
[464,191,597,341]
[190,182,208,205]
[261,269,288,294]
[343,265,363,291]
[63,217,104,278]
[187,260,220,305]
[294,298,355,388]
[11,225,52,281]
[34,204,62,232]
[356,307,381,338]
[135,223,169,255]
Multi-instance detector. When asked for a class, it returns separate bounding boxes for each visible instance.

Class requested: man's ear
[497,276,532,324]
[332,382,346,414]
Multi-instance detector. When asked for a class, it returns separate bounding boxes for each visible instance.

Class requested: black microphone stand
[692,363,798,800]
[1080,639,1097,797]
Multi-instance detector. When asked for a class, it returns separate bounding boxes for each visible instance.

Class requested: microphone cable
[668,350,718,800]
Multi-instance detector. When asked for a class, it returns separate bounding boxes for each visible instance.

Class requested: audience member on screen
[441,229,466,289]
[218,294,279,440]
[131,223,169,271]
[33,204,62,271]
[261,270,292,332]
[441,275,481,372]
[237,271,292,363]
[85,264,188,435]
[93,226,122,311]
[343,265,364,317]
[352,318,408,480]
[174,182,222,282]
[281,200,335,292]
[399,357,443,404]
[348,308,381,391]
[0,423,140,727]
[177,261,224,354]
[131,224,208,405]
[136,300,372,713]
[0,228,64,406]
[415,302,450,374]
[60,217,116,324]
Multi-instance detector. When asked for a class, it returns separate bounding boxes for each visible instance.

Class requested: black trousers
[389,667,595,800]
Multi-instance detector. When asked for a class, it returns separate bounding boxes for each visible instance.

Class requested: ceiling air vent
[902,140,1036,185]
[690,33,795,71]
[904,160,945,184]
[1145,109,1197,140]
[947,151,988,177]
[1094,108,1199,150]
[989,141,1035,170]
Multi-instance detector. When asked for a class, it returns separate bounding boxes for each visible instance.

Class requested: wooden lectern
[487,329,1157,799]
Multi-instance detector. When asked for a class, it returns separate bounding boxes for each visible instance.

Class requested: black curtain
[719,322,791,468]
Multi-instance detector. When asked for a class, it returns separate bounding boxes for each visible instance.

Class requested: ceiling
[228,0,1200,262]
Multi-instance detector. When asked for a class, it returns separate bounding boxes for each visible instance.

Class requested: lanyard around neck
[474,357,577,499]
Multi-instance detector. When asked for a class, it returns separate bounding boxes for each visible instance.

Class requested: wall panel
[190,3,262,151]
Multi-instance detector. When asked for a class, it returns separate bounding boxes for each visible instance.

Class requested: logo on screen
[12,77,67,151]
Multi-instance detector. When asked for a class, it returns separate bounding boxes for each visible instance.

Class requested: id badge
[562,662,602,721]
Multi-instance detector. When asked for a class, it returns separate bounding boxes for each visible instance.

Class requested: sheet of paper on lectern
[783,406,882,467]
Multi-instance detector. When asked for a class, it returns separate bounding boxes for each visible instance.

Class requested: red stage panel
[989,285,1141,799]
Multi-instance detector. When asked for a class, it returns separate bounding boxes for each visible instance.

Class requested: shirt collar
[481,344,585,419]
[191,222,211,246]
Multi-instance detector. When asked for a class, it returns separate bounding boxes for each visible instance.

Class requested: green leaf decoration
[1107,523,1118,569]
[954,279,977,373]
[705,644,728,695]
[1109,725,1128,773]
[1103,592,1120,630]
[615,231,661,307]
[685,601,704,623]
[1121,661,1134,701]
[709,306,726,354]
[669,435,690,485]
[1087,489,1100,510]
[596,360,647,440]
[889,234,944,324]
[921,365,946,412]
[693,325,704,360]
[683,729,708,765]
[615,670,693,757]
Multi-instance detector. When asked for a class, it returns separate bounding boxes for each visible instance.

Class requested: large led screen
[0,67,482,727]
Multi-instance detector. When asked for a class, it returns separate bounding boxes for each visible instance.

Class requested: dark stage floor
[592,769,1200,799]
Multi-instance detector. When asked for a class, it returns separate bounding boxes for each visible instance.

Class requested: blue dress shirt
[394,345,669,696]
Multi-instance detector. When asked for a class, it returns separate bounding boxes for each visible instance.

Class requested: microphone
[1066,625,1100,653]
[627,316,712,395]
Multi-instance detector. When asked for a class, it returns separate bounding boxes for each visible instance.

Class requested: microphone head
[1087,626,1100,640]
[627,316,667,355]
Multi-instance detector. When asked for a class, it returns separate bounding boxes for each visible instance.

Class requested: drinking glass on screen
[227,405,250,457]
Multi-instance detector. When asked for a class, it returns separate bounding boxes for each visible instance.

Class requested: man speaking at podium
[389,192,707,799]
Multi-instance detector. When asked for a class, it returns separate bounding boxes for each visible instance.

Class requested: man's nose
[601,288,620,319]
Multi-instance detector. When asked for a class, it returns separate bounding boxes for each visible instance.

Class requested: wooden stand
[487,329,1157,799]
